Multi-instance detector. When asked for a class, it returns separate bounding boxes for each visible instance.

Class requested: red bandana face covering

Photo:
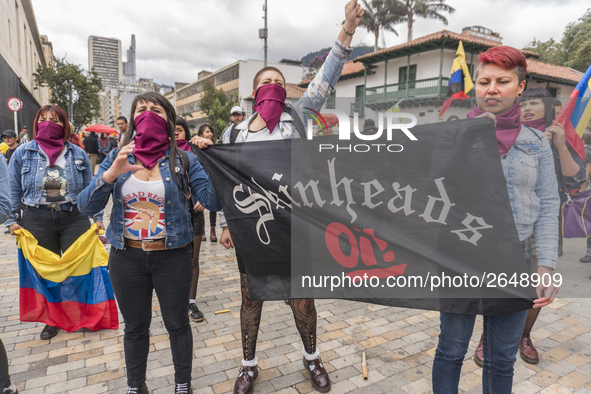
[176,139,191,151]
[522,118,547,132]
[132,110,171,168]
[35,121,65,166]
[253,83,286,133]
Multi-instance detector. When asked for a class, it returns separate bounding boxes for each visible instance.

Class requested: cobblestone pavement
[1,208,591,393]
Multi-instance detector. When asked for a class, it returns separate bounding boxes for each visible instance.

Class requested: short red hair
[477,46,527,83]
[32,105,71,142]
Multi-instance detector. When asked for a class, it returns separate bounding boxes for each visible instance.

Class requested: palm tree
[398,0,455,42]
[358,0,403,52]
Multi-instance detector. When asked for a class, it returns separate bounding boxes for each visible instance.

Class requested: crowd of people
[1,1,591,393]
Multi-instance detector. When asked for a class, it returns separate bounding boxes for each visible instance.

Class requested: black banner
[197,118,536,315]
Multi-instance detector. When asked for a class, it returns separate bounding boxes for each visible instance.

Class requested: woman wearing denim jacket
[77,92,221,394]
[432,47,560,393]
[6,105,104,342]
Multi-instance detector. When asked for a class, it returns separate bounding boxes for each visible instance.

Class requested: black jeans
[21,206,91,255]
[108,244,193,387]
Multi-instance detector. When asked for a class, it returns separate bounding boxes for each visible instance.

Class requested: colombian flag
[17,224,118,331]
[555,64,591,162]
[439,41,474,117]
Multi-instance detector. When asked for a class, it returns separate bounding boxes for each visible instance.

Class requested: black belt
[35,202,76,212]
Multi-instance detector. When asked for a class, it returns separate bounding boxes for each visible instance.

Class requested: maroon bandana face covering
[467,101,522,155]
[132,110,170,168]
[35,121,65,166]
[522,118,547,132]
[253,83,286,133]
[176,139,191,152]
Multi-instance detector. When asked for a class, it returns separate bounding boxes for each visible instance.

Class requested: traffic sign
[7,97,22,112]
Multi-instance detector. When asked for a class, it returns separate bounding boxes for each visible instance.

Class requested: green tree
[199,80,239,140]
[523,38,567,66]
[397,0,455,42]
[33,56,103,132]
[562,9,591,72]
[358,0,402,52]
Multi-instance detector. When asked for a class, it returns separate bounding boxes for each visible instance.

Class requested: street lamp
[67,79,73,124]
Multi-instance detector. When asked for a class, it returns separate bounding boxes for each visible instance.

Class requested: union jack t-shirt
[121,175,167,240]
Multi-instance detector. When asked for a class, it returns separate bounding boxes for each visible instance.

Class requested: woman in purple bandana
[6,105,105,342]
[192,2,363,393]
[432,47,561,393]
[471,88,585,367]
[77,92,220,394]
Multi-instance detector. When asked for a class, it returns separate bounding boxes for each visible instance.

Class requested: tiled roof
[526,59,582,84]
[285,83,306,99]
[354,30,539,63]
[300,60,370,86]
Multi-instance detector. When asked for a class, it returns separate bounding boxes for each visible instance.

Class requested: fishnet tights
[240,273,317,360]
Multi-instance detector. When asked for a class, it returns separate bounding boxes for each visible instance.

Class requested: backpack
[229,104,306,143]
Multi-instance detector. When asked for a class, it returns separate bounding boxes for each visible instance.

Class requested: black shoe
[126,382,149,394]
[40,325,58,340]
[188,303,204,322]
[2,384,18,393]
[580,255,591,263]
[175,383,193,394]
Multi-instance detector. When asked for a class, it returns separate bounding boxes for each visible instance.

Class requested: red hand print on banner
[325,222,406,281]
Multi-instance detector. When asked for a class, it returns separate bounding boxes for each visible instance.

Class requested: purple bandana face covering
[35,121,65,167]
[467,101,522,155]
[132,110,170,168]
[253,83,286,133]
[522,118,547,132]
[176,139,191,152]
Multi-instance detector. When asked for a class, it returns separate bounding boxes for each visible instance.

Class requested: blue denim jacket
[0,155,10,224]
[502,126,560,269]
[5,141,102,227]
[77,147,221,250]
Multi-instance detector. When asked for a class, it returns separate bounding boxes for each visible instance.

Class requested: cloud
[31,0,590,86]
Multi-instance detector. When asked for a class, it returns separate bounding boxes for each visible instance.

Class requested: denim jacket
[6,141,103,227]
[218,39,352,227]
[502,126,560,269]
[77,147,221,250]
[0,155,10,224]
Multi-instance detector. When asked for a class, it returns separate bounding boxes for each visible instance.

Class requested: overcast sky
[31,0,589,86]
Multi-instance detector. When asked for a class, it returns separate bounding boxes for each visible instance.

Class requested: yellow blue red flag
[17,224,118,331]
[439,41,473,116]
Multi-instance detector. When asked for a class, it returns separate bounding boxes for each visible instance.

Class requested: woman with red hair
[432,47,560,393]
[5,105,104,341]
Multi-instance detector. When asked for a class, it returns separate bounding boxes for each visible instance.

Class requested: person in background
[579,133,591,261]
[19,126,29,144]
[553,99,563,115]
[1,130,19,163]
[116,116,128,144]
[0,156,19,393]
[196,124,218,242]
[83,131,99,175]
[97,132,112,164]
[6,104,104,342]
[446,115,460,121]
[175,117,206,323]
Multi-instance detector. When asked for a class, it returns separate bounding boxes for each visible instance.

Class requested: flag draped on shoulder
[555,64,591,161]
[17,224,118,331]
[439,41,473,117]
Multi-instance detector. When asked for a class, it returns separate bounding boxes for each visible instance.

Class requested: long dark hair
[197,123,215,142]
[175,116,190,140]
[519,87,555,127]
[123,92,186,193]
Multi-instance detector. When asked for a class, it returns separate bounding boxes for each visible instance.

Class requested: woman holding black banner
[78,92,221,394]
[192,1,363,392]
[432,47,561,393]
[471,88,585,367]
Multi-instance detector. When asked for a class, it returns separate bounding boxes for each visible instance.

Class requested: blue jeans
[432,240,532,393]
[109,244,194,387]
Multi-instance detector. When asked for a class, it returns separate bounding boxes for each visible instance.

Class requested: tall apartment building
[122,34,136,84]
[40,35,53,66]
[0,0,49,131]
[88,35,122,88]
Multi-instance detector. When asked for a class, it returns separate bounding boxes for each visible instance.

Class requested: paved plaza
[1,210,591,393]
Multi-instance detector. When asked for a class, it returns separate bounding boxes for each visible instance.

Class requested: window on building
[399,65,417,89]
[326,91,336,109]
[548,87,558,97]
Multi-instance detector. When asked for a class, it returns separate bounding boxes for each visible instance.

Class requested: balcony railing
[365,77,450,102]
